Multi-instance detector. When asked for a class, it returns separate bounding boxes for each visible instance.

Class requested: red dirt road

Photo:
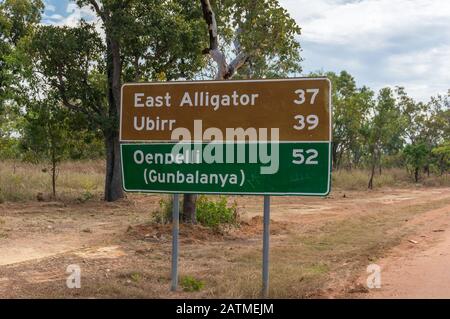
[360,203,450,299]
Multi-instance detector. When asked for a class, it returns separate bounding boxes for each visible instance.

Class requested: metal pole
[262,195,270,298]
[171,194,180,291]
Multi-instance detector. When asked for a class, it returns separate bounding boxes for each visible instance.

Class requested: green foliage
[152,197,183,224]
[20,94,70,163]
[432,141,450,174]
[180,275,204,292]
[403,143,429,181]
[208,0,302,78]
[324,71,374,169]
[152,195,239,230]
[0,0,43,108]
[196,195,239,230]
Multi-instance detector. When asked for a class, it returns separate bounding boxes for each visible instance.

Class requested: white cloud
[61,3,98,27]
[282,0,450,49]
[41,0,449,102]
[42,2,104,39]
[279,0,450,101]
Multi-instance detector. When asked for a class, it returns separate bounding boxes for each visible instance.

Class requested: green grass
[181,275,205,292]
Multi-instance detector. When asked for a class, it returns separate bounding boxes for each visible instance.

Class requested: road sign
[121,142,331,196]
[120,78,331,142]
[120,78,332,196]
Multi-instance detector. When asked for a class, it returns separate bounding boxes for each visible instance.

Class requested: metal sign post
[171,194,180,291]
[262,195,271,298]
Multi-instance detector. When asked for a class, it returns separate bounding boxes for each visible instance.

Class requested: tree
[367,88,401,189]
[28,0,208,201]
[0,0,43,111]
[178,0,304,223]
[432,141,450,176]
[403,143,429,182]
[20,93,72,197]
[323,71,374,169]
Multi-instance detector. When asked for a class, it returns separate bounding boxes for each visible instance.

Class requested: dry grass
[0,160,449,203]
[332,168,450,190]
[208,196,450,298]
[0,160,104,202]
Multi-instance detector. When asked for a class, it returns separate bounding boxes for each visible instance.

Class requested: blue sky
[43,0,450,102]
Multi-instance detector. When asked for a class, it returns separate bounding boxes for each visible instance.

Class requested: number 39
[294,115,319,130]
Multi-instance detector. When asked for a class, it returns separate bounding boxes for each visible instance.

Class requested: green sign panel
[121,142,331,196]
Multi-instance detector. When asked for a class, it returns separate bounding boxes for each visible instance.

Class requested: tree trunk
[104,130,123,202]
[51,155,56,198]
[414,167,419,183]
[439,156,445,176]
[332,142,338,170]
[368,162,376,190]
[425,164,430,177]
[103,32,124,202]
[183,194,197,224]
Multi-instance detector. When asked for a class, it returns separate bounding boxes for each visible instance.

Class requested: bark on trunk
[51,156,56,198]
[104,130,123,202]
[414,167,419,183]
[103,35,124,202]
[368,162,376,190]
[332,142,338,170]
[183,194,197,224]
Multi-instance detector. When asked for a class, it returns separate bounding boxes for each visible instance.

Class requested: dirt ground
[0,187,450,298]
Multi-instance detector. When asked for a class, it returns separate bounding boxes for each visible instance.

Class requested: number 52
[292,149,319,165]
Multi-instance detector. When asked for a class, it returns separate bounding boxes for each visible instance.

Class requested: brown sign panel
[120,78,331,142]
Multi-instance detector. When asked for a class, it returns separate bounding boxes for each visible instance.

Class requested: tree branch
[200,0,227,79]
[88,0,106,22]
[200,0,247,80]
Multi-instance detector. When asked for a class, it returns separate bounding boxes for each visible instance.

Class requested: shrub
[196,195,239,230]
[152,195,239,230]
[151,196,182,224]
[180,276,204,292]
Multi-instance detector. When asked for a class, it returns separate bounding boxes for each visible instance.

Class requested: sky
[42,0,450,102]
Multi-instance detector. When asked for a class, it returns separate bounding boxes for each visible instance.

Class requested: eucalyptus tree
[176,0,304,223]
[367,88,401,189]
[20,92,72,198]
[29,0,208,201]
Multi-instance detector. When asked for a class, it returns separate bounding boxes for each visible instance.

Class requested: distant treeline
[0,0,449,200]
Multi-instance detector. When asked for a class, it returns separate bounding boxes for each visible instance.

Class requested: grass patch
[181,275,205,292]
[0,160,104,202]
[332,168,450,190]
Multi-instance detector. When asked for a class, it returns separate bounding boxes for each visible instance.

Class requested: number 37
[294,89,320,105]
